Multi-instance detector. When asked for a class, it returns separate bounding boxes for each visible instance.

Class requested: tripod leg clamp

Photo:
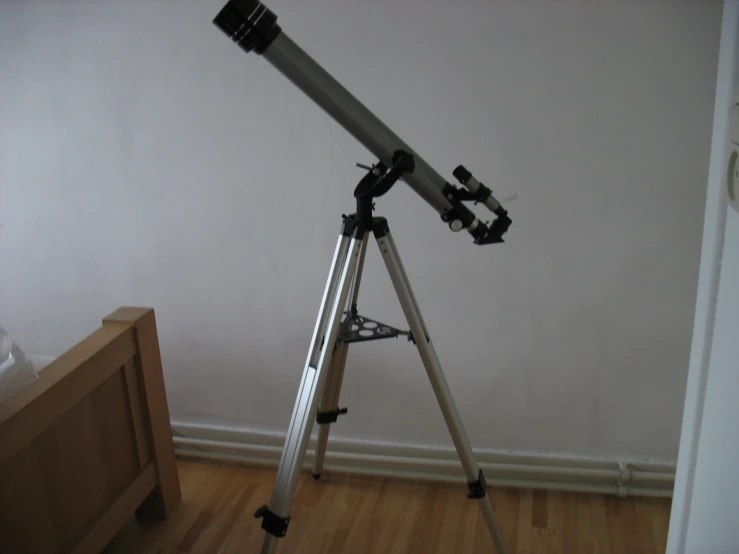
[316,407,348,424]
[254,505,290,537]
[467,469,488,499]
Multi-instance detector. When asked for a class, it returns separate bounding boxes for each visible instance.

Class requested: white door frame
[666,2,739,552]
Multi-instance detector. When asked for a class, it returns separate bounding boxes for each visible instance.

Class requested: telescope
[212,2,512,553]
[213,0,511,245]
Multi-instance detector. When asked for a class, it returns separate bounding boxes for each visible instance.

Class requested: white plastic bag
[0,326,38,403]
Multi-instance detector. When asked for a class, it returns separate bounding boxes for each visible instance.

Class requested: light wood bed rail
[0,307,181,554]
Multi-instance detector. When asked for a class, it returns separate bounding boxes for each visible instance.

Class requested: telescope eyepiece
[213,0,281,55]
[453,165,472,185]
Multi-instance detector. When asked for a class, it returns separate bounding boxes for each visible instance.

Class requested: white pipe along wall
[0,0,722,487]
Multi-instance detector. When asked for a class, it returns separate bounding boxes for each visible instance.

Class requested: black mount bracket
[466,469,488,499]
[340,213,362,238]
[254,505,290,537]
[354,150,415,231]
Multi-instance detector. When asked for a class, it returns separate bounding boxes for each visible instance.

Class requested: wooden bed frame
[0,307,181,554]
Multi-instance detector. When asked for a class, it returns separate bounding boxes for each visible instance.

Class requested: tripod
[254,154,509,554]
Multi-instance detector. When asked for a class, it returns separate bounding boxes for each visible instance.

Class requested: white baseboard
[171,421,674,498]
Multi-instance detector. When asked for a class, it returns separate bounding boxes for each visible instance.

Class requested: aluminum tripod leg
[258,224,364,554]
[312,231,370,478]
[373,220,510,554]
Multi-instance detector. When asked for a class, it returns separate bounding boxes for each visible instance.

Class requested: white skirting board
[171,421,675,498]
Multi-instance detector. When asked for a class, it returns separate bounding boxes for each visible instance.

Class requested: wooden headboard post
[102,308,182,520]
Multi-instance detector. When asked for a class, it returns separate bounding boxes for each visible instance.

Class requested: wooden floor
[105,460,671,553]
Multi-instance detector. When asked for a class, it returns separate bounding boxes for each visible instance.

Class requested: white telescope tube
[213,0,510,243]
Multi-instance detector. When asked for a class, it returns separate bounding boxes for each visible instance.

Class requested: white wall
[0,0,721,461]
[668,1,739,551]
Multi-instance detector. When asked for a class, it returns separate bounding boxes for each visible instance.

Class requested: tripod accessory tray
[338,312,409,344]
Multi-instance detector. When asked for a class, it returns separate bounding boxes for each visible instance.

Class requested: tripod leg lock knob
[254,505,291,537]
[466,469,488,499]
[316,407,348,424]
